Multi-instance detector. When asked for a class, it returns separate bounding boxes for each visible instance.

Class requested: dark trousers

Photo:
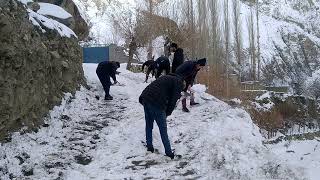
[143,103,172,155]
[96,69,111,96]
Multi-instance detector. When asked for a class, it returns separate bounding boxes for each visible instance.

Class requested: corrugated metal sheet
[83,46,109,63]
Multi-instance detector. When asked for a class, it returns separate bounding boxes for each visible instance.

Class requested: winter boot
[165,152,175,159]
[190,102,199,106]
[147,146,154,153]
[104,95,113,100]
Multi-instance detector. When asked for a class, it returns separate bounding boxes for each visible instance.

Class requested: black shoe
[165,152,175,159]
[190,102,199,106]
[104,95,113,100]
[147,147,154,153]
[182,107,190,112]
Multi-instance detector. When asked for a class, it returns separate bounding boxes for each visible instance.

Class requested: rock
[30,2,40,12]
[61,60,69,68]
[49,51,60,59]
[0,0,85,141]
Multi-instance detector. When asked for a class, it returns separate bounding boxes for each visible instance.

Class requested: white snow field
[0,64,313,179]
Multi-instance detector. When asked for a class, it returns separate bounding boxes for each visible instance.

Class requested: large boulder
[0,0,85,141]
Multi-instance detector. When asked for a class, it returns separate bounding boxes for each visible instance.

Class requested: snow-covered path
[0,64,307,179]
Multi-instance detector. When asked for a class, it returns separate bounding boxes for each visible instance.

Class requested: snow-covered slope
[0,64,311,179]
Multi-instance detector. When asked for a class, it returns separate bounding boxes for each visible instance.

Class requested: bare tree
[224,0,231,97]
[256,0,261,80]
[233,0,243,67]
[247,7,256,80]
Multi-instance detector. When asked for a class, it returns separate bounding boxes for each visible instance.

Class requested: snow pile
[0,63,309,179]
[37,3,72,19]
[18,0,77,38]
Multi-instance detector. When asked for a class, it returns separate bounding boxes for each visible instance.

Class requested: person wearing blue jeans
[144,103,172,156]
[139,74,184,159]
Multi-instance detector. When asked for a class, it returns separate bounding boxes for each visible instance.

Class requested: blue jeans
[143,103,172,155]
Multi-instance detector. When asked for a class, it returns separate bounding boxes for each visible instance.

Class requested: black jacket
[139,74,184,116]
[175,61,199,91]
[155,56,170,69]
[172,48,184,67]
[142,60,155,71]
[96,61,118,82]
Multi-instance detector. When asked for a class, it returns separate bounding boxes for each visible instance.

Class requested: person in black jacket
[96,61,120,100]
[139,74,184,159]
[175,58,206,112]
[142,59,156,83]
[170,43,184,73]
[154,56,170,79]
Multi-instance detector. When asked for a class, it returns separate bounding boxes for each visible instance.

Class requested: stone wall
[0,0,85,141]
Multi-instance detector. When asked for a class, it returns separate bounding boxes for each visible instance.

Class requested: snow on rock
[37,3,72,19]
[17,0,76,38]
[27,9,77,38]
[17,0,33,5]
[0,64,309,179]
[256,91,272,101]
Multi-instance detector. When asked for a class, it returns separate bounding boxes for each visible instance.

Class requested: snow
[256,91,272,101]
[267,140,320,180]
[27,9,77,38]
[251,101,275,111]
[17,0,77,38]
[37,3,73,19]
[17,0,33,5]
[0,63,312,179]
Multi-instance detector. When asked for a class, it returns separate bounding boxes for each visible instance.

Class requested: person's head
[170,43,178,52]
[195,58,207,70]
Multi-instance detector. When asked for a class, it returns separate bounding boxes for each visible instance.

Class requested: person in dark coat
[96,61,120,100]
[175,58,206,112]
[170,43,184,73]
[142,59,156,83]
[139,74,184,159]
[154,56,170,79]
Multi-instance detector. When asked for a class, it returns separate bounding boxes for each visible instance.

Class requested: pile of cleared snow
[18,0,77,38]
[37,3,72,19]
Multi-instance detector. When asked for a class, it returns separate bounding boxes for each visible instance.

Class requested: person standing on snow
[170,43,184,73]
[96,61,120,100]
[139,74,184,159]
[175,58,207,112]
